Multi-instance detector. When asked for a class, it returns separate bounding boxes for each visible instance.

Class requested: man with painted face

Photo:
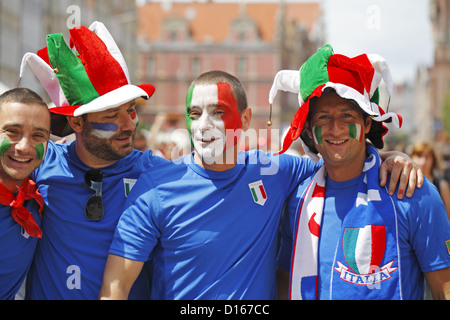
[18,22,168,299]
[99,70,422,300]
[276,45,450,300]
[0,88,50,299]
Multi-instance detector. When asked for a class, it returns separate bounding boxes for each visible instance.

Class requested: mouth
[8,155,32,164]
[113,134,133,145]
[326,139,348,146]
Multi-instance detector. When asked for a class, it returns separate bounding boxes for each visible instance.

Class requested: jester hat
[269,44,402,157]
[19,21,155,136]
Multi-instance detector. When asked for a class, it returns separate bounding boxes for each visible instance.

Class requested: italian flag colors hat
[19,21,155,136]
[269,44,402,157]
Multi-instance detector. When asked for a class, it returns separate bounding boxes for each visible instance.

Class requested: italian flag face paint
[313,126,323,145]
[348,123,363,142]
[0,134,12,157]
[186,82,243,160]
[313,123,363,145]
[131,110,139,127]
[35,143,46,161]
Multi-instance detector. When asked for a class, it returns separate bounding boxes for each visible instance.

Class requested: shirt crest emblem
[248,180,267,206]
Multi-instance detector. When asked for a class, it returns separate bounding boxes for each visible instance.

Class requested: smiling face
[307,92,371,181]
[186,82,245,169]
[0,102,50,190]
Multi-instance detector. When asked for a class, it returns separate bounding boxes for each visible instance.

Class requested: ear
[364,117,372,134]
[241,108,252,131]
[305,121,313,139]
[66,115,85,133]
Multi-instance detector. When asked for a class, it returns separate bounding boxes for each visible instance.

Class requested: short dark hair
[190,70,248,114]
[0,88,48,110]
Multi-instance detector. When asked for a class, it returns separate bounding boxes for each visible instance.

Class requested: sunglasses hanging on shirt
[84,169,103,221]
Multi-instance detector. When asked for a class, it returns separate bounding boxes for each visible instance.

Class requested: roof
[137,2,321,44]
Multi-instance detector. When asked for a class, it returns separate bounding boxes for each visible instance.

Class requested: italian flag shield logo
[249,180,267,206]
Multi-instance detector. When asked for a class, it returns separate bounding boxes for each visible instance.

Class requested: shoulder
[393,177,448,228]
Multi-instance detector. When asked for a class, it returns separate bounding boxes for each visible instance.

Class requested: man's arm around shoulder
[99,254,144,300]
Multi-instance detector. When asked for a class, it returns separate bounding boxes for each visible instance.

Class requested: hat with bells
[19,21,155,137]
[268,44,402,161]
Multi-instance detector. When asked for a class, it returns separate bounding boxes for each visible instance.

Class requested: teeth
[10,156,30,163]
[329,140,346,145]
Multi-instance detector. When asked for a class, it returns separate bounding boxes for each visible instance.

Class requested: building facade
[136,1,323,142]
[0,0,138,97]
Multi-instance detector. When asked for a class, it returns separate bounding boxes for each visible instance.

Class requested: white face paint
[189,84,227,164]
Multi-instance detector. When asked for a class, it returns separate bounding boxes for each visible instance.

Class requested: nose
[14,135,34,154]
[328,118,346,136]
[197,113,214,132]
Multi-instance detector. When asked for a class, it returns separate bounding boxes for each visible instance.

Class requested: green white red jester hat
[19,21,155,137]
[268,44,402,160]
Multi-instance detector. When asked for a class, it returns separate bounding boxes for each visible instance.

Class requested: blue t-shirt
[0,200,41,300]
[25,140,168,300]
[278,173,450,300]
[109,150,320,300]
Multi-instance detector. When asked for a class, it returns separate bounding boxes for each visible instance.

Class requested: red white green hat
[19,21,155,136]
[269,44,402,157]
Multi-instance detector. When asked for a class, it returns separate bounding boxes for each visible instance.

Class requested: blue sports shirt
[0,200,41,300]
[25,140,168,299]
[278,174,450,300]
[109,150,320,299]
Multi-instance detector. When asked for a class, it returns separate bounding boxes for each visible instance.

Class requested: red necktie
[0,177,44,238]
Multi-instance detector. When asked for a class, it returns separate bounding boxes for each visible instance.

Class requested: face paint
[35,143,46,161]
[216,82,242,150]
[348,123,363,142]
[0,135,12,157]
[131,110,139,127]
[89,122,119,139]
[187,83,243,163]
[313,126,323,145]
[186,85,195,146]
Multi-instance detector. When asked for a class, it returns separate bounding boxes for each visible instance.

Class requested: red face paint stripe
[216,82,242,150]
[216,82,242,131]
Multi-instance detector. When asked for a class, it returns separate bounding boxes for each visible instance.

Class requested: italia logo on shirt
[123,178,137,196]
[334,225,398,286]
[248,180,267,206]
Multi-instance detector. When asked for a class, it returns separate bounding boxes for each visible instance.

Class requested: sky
[138,0,434,84]
[322,0,433,84]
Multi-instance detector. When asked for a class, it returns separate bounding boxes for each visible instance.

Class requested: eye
[4,129,20,138]
[189,108,201,119]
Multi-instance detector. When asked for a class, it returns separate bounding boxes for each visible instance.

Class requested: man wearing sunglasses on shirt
[18,22,168,300]
[0,88,50,299]
[99,69,423,300]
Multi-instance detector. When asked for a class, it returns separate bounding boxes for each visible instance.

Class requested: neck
[324,148,367,183]
[193,149,237,172]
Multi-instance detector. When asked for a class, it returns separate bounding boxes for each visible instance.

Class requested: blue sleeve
[398,179,450,273]
[109,173,161,262]
[275,153,322,198]
[277,177,312,271]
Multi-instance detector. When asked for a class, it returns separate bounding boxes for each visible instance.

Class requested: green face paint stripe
[35,143,45,161]
[0,138,12,157]
[313,126,323,144]
[349,124,357,139]
[185,85,195,146]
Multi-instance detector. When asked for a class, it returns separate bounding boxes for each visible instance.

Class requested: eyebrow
[3,123,50,135]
